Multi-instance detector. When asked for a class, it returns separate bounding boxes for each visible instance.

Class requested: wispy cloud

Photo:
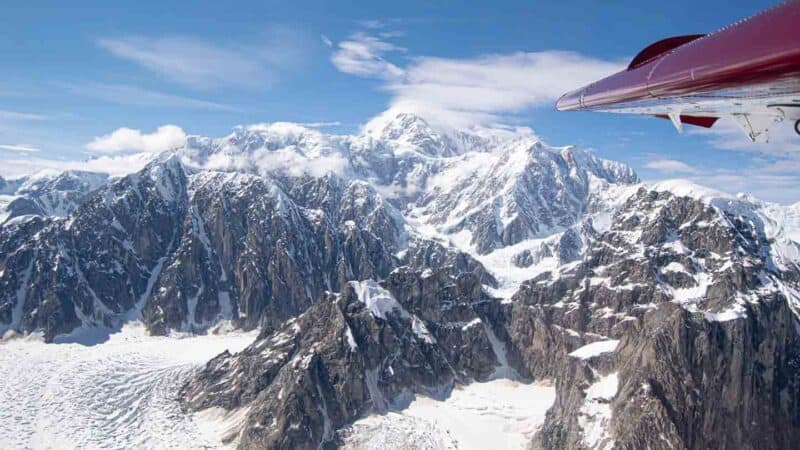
[0,144,39,153]
[0,153,155,179]
[331,32,406,80]
[96,28,308,90]
[679,116,800,202]
[641,151,800,204]
[387,51,622,128]
[644,158,700,174]
[61,83,239,111]
[689,117,800,156]
[328,29,623,130]
[0,110,46,121]
[86,125,187,154]
[687,170,800,204]
[356,20,386,30]
[300,121,342,128]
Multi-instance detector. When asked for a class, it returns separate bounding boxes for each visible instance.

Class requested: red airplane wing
[556,2,800,142]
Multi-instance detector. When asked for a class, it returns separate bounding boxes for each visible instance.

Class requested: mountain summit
[1,114,799,449]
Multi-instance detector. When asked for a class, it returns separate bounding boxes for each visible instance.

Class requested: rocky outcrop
[141,170,411,336]
[401,236,498,287]
[489,189,800,449]
[3,115,800,449]
[612,300,800,450]
[0,153,502,341]
[0,158,187,340]
[181,268,504,449]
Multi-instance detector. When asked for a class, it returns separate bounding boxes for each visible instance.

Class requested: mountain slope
[0,114,637,341]
[0,170,108,223]
[2,113,800,449]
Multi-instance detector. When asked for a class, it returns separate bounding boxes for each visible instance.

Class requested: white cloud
[677,117,800,202]
[0,110,46,121]
[331,32,406,80]
[300,121,342,128]
[689,117,800,156]
[321,35,333,48]
[329,31,623,131]
[97,30,307,90]
[641,153,800,204]
[356,20,386,30]
[644,158,699,174]
[61,83,239,111]
[687,171,800,204]
[0,152,155,179]
[255,151,350,178]
[384,51,622,130]
[0,144,39,153]
[197,147,349,179]
[86,125,187,153]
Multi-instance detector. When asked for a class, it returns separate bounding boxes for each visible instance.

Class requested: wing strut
[667,112,683,133]
[732,114,783,143]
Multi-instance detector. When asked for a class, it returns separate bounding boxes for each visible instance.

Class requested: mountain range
[1,113,799,449]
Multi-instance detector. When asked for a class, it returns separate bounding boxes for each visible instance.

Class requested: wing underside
[590,78,800,142]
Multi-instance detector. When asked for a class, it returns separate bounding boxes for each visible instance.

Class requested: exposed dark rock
[502,189,800,449]
[181,268,504,449]
[401,236,498,287]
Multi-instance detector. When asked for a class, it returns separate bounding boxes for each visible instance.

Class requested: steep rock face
[1,153,500,340]
[0,159,187,340]
[181,268,505,449]
[610,300,800,450]
[142,171,405,335]
[491,189,800,449]
[7,115,631,341]
[400,236,499,287]
[142,171,326,335]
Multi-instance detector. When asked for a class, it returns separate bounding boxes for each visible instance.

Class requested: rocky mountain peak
[379,113,436,140]
[2,114,800,449]
[228,122,326,152]
[376,113,462,158]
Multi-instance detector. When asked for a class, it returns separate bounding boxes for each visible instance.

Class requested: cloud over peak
[329,30,623,130]
[86,125,187,154]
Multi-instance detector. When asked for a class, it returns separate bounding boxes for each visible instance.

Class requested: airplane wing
[556,2,800,143]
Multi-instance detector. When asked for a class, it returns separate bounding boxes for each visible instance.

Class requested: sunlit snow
[343,379,556,450]
[0,324,257,449]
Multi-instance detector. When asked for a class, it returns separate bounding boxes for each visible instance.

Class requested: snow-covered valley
[2,114,800,449]
[0,325,256,449]
[342,380,556,450]
[0,323,556,450]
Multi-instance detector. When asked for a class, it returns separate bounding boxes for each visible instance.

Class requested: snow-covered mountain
[0,114,639,340]
[0,170,108,223]
[1,113,800,449]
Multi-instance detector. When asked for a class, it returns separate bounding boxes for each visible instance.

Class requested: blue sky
[2,0,797,202]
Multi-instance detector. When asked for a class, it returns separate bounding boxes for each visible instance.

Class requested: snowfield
[0,324,257,449]
[342,380,556,450]
[0,323,553,450]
